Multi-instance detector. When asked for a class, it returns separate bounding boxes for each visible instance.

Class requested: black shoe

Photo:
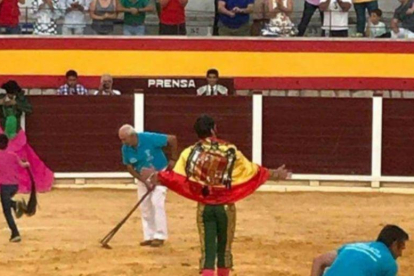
[10,235,21,243]
[150,239,165,247]
[140,240,153,247]
[15,200,24,219]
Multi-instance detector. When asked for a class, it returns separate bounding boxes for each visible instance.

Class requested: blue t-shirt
[219,0,254,29]
[325,242,398,276]
[121,132,168,173]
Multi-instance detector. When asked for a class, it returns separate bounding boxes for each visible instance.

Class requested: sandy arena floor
[1,189,414,276]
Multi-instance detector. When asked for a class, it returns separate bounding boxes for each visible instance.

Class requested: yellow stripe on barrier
[1,50,413,78]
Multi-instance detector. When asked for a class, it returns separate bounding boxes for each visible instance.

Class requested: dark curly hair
[1,80,23,95]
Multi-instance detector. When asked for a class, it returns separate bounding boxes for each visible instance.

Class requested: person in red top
[0,134,29,242]
[159,0,188,35]
[0,0,25,34]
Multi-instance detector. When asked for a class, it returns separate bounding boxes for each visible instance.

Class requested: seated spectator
[197,69,228,96]
[32,0,62,35]
[391,0,414,39]
[319,0,352,37]
[57,70,88,95]
[218,0,254,36]
[251,0,270,36]
[119,0,154,35]
[89,0,117,35]
[297,0,324,37]
[62,0,88,35]
[0,0,24,34]
[353,0,378,37]
[159,0,187,35]
[366,8,386,38]
[93,74,121,95]
[262,0,296,37]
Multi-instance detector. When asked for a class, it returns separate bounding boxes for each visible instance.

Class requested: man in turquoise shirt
[119,124,178,247]
[311,225,409,276]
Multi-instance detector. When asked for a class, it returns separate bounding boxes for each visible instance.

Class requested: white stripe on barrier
[134,93,144,133]
[371,97,383,187]
[53,172,414,183]
[252,94,263,165]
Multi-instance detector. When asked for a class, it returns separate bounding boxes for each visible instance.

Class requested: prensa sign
[113,77,234,95]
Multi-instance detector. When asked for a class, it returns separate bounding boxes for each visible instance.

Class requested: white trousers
[137,181,168,241]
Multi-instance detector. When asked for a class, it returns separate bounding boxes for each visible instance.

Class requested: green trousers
[197,203,236,271]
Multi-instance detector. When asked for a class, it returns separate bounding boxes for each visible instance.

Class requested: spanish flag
[158,138,269,205]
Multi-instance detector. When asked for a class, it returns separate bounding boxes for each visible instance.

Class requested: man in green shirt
[0,81,32,139]
[119,0,154,35]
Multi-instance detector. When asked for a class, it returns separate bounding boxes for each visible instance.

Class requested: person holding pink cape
[0,80,53,193]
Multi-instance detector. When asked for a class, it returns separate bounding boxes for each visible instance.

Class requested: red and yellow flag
[158,138,269,205]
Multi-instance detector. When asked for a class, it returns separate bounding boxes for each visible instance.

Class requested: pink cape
[1,128,54,193]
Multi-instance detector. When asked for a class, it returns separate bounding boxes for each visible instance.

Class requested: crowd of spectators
[56,70,121,95]
[0,0,413,37]
[55,68,226,96]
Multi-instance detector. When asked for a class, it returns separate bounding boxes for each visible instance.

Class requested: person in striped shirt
[57,70,88,95]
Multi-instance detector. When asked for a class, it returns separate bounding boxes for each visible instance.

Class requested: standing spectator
[119,0,154,35]
[197,69,228,96]
[93,74,121,95]
[263,0,296,37]
[365,8,386,38]
[0,81,32,139]
[391,0,414,39]
[213,0,219,35]
[218,0,254,36]
[319,0,352,37]
[32,0,62,35]
[62,0,88,35]
[159,0,187,35]
[90,0,117,35]
[57,70,88,95]
[353,0,378,37]
[118,125,178,248]
[251,0,270,36]
[297,0,325,37]
[0,0,25,34]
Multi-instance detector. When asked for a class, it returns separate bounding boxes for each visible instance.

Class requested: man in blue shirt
[218,0,254,36]
[119,124,178,247]
[311,225,409,276]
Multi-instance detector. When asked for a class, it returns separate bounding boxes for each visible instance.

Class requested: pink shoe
[201,269,215,276]
[217,268,230,276]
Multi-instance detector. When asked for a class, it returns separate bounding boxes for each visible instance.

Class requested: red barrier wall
[26,96,413,177]
[144,95,252,159]
[262,98,372,175]
[382,99,414,176]
[26,96,134,172]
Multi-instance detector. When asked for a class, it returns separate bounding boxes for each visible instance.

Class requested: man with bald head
[119,124,178,247]
[94,74,121,95]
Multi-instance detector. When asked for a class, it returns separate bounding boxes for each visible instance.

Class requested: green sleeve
[16,95,33,114]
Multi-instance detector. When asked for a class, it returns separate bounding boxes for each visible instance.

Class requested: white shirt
[366,21,386,38]
[197,85,228,96]
[63,0,88,27]
[320,0,352,31]
[93,90,121,95]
